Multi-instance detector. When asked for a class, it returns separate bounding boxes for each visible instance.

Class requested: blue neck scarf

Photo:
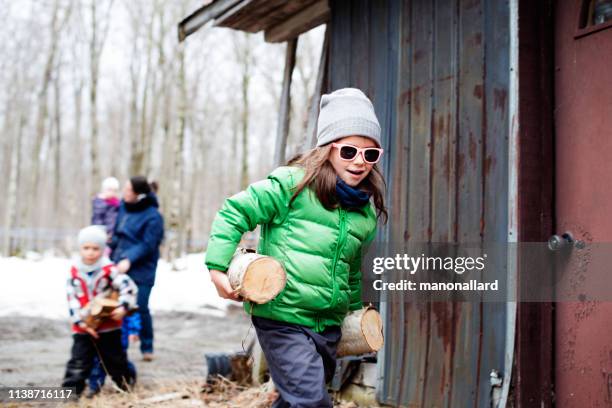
[336,176,372,209]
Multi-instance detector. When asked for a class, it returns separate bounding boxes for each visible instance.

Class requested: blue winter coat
[110,193,164,286]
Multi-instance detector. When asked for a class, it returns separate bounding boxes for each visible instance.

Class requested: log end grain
[361,308,384,352]
[242,257,286,304]
[337,307,384,357]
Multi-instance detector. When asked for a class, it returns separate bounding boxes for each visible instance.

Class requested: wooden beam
[216,0,289,33]
[274,38,298,167]
[302,24,329,150]
[264,0,330,43]
[244,0,317,33]
[177,0,242,42]
[214,0,257,29]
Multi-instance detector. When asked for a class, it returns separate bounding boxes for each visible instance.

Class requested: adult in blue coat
[110,176,164,361]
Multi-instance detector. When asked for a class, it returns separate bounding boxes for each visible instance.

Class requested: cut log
[227,248,286,304]
[337,307,384,357]
[89,297,120,316]
[84,291,121,329]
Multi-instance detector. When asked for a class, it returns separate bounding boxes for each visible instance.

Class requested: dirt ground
[0,306,252,407]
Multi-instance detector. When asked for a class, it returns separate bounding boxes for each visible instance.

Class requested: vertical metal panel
[479,0,510,406]
[402,0,433,406]
[329,0,351,89]
[389,0,414,406]
[427,0,458,406]
[448,0,486,404]
[328,0,510,406]
[349,1,370,91]
[369,0,402,405]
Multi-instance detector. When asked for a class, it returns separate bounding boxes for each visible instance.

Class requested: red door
[554,0,612,406]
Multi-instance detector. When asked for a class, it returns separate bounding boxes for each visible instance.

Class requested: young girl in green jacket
[206,88,387,407]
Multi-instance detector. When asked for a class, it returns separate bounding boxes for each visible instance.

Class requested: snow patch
[0,253,233,320]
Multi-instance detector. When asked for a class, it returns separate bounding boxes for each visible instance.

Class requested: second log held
[337,306,384,357]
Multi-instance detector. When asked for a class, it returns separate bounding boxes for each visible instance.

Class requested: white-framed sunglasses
[331,143,384,164]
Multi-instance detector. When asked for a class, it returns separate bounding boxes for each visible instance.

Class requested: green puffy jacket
[205,166,377,332]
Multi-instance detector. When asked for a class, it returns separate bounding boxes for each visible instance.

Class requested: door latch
[548,232,585,251]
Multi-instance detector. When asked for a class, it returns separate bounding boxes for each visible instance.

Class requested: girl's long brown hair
[286,145,388,223]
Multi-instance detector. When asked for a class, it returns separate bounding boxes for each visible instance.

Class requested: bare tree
[0,1,321,255]
[167,42,187,260]
[69,11,86,226]
[30,0,63,219]
[85,0,115,194]
[52,55,63,221]
[232,32,253,190]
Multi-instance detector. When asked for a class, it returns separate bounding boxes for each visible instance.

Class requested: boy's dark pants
[62,330,135,395]
[252,316,341,408]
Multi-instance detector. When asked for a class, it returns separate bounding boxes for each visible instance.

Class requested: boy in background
[62,226,138,396]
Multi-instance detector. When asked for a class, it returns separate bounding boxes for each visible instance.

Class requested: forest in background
[0,0,324,258]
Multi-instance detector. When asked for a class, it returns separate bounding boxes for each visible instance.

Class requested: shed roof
[178,0,329,43]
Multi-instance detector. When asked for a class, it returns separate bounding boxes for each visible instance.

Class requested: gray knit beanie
[78,225,107,248]
[316,88,381,147]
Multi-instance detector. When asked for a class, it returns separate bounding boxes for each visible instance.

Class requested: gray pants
[252,316,342,408]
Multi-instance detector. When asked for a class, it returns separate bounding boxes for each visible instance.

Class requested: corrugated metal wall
[328,0,511,406]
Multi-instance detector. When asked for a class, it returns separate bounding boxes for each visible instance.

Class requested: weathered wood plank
[274,39,297,166]
[402,0,434,405]
[477,0,510,405]
[265,0,329,43]
[425,0,458,406]
[449,0,486,405]
[178,0,242,42]
[329,0,351,89]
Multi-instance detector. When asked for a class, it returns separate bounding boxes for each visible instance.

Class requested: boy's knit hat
[78,225,107,248]
[316,88,381,147]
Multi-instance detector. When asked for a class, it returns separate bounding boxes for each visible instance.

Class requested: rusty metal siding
[328,0,511,406]
[427,1,458,406]
[479,0,510,406]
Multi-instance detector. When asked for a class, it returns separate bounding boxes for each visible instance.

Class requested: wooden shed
[179,0,612,406]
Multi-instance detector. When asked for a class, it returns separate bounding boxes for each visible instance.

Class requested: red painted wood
[554,0,612,406]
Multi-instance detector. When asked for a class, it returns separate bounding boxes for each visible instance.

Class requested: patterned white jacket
[66,259,138,334]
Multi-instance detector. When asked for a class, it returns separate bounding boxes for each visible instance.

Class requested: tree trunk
[88,0,114,193]
[72,59,85,226]
[133,5,155,177]
[237,32,252,189]
[168,44,187,261]
[2,111,25,256]
[89,0,99,192]
[29,0,61,244]
[53,60,63,225]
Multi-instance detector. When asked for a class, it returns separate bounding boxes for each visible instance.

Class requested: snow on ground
[0,253,233,320]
